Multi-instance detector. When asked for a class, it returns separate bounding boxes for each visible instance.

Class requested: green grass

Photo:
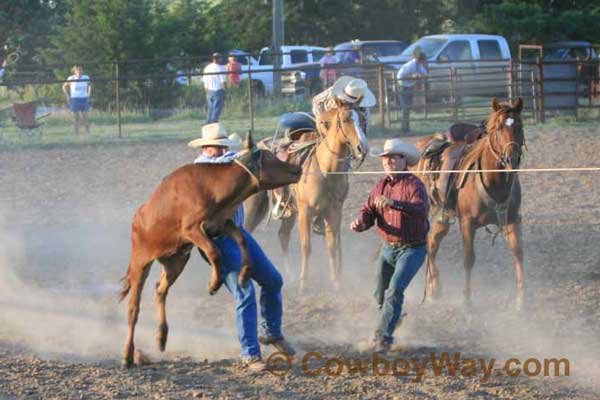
[1,97,599,149]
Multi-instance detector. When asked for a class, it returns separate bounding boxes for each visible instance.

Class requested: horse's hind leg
[425,216,450,301]
[122,252,154,368]
[297,206,312,293]
[503,221,525,310]
[156,250,191,351]
[278,214,296,275]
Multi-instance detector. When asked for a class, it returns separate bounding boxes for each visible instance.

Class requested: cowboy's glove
[374,195,394,209]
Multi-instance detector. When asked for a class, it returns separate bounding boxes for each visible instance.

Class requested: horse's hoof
[157,327,168,352]
[122,358,134,369]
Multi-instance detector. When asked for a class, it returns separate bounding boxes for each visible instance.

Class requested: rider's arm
[389,178,429,217]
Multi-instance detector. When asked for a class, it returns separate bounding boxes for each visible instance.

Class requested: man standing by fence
[226,54,242,88]
[203,52,226,123]
[397,48,428,134]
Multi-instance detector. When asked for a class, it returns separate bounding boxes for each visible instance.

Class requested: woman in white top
[62,65,91,135]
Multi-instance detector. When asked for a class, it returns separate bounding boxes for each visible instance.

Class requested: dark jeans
[206,89,224,123]
[400,86,414,133]
[212,228,284,358]
[374,243,427,344]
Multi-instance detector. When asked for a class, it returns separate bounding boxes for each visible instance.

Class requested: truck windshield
[401,38,447,59]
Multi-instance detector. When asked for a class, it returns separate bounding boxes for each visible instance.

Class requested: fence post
[377,64,385,128]
[536,56,545,123]
[530,70,538,123]
[575,60,580,121]
[247,57,254,133]
[508,59,514,103]
[114,60,122,138]
[450,68,458,122]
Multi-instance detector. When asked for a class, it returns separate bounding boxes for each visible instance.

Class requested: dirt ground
[1,124,600,399]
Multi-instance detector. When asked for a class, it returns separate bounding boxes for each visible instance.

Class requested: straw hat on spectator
[188,123,241,148]
[331,76,376,108]
[370,138,421,166]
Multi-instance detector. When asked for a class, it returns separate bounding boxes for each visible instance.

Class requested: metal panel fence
[1,51,599,145]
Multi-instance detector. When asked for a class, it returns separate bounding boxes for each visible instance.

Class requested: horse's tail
[119,262,132,302]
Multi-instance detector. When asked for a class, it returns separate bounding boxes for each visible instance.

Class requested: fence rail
[1,55,600,143]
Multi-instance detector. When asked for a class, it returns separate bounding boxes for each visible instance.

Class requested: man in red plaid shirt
[351,138,429,353]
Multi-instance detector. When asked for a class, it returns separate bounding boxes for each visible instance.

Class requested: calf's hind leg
[156,250,191,351]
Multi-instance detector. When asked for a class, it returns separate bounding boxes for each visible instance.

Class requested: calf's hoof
[208,280,223,295]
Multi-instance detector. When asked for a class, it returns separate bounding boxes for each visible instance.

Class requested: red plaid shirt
[358,174,430,245]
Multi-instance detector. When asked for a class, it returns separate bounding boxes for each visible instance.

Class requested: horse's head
[235,131,302,191]
[487,97,525,170]
[318,101,369,163]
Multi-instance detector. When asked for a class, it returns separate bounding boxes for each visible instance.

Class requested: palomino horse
[119,132,302,368]
[415,97,525,308]
[244,103,369,291]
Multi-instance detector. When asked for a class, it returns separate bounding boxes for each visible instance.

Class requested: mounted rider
[279,75,376,143]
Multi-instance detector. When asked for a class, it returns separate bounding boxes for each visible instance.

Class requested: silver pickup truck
[395,34,511,101]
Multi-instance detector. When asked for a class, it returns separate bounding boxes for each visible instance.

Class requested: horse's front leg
[297,205,312,293]
[503,220,525,310]
[460,218,476,306]
[222,220,252,288]
[324,204,342,290]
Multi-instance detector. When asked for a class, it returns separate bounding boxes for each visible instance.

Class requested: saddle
[421,122,486,209]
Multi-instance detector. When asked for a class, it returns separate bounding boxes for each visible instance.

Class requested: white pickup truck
[395,34,511,100]
[229,45,326,95]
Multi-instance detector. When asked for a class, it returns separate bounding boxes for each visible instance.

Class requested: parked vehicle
[334,39,408,66]
[233,46,326,96]
[396,34,512,101]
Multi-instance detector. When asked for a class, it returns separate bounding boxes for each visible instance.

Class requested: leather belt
[387,241,426,249]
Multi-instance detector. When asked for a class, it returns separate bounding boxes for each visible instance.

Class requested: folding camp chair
[12,101,50,137]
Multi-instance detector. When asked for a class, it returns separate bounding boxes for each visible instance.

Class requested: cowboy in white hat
[350,138,429,354]
[312,75,376,133]
[189,122,296,372]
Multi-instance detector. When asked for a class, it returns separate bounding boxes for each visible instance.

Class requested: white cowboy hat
[370,138,421,166]
[187,123,242,148]
[331,76,376,108]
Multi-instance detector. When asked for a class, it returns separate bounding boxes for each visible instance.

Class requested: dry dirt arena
[1,124,600,399]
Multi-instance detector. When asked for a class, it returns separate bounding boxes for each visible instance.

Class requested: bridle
[486,111,525,169]
[319,108,367,167]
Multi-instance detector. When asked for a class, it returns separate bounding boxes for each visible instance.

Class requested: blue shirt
[194,151,244,226]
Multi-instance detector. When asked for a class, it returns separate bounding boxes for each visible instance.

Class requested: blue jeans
[400,86,414,133]
[212,228,283,358]
[206,89,224,123]
[374,243,427,344]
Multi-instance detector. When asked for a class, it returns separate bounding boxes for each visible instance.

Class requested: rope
[317,167,600,175]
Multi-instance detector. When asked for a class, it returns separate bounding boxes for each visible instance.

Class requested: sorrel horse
[415,97,526,308]
[244,103,369,291]
[119,132,302,368]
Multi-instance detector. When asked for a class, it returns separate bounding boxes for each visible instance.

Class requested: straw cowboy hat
[371,138,421,166]
[331,76,376,108]
[187,123,242,148]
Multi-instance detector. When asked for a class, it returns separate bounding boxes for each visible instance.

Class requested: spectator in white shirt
[62,65,91,135]
[202,52,227,123]
[397,47,428,133]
